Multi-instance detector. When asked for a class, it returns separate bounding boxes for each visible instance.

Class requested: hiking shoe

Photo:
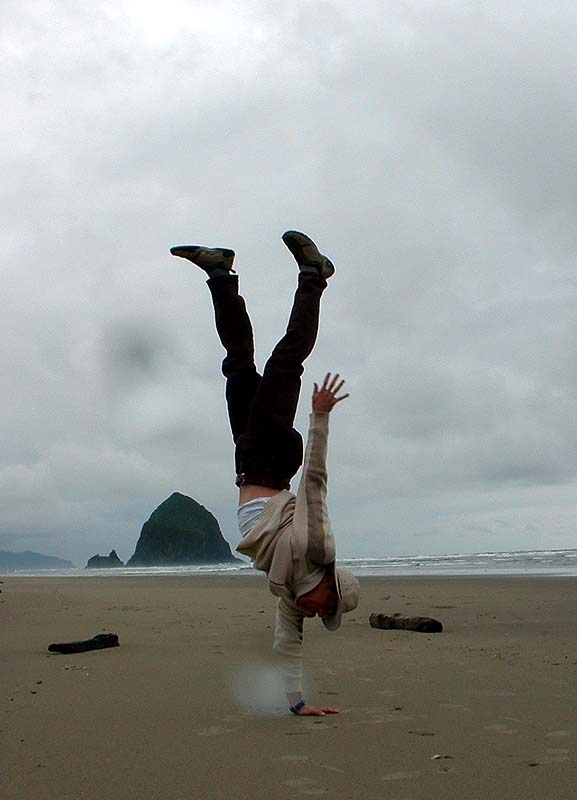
[169,245,235,275]
[281,231,335,279]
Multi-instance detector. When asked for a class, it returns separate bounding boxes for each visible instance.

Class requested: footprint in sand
[440,702,469,711]
[281,755,310,763]
[350,707,407,726]
[546,730,573,738]
[484,723,518,735]
[320,764,345,774]
[282,777,326,794]
[193,725,235,736]
[382,770,420,782]
[542,748,570,763]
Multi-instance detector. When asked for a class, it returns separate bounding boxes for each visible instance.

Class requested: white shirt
[237,496,272,538]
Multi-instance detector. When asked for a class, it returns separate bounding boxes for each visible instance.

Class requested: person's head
[296,566,360,631]
[297,572,340,618]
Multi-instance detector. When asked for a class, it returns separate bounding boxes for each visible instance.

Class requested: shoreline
[3,569,577,580]
[2,575,576,799]
[3,546,576,580]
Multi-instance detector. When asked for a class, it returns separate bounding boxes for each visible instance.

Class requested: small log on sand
[369,613,443,633]
[48,633,119,654]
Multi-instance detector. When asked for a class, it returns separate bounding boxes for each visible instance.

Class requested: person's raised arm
[292,374,349,565]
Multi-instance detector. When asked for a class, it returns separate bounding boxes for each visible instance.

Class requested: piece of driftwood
[48,633,119,654]
[369,613,443,633]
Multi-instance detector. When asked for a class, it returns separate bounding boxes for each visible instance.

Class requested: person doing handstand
[170,231,360,717]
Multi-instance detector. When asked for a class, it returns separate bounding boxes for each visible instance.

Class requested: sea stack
[127,492,236,566]
[86,550,124,569]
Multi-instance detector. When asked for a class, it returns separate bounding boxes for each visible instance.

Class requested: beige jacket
[236,412,335,694]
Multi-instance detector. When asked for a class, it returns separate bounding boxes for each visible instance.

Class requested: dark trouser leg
[236,273,327,487]
[207,275,261,444]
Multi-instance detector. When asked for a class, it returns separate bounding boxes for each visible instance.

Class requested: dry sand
[1,574,576,799]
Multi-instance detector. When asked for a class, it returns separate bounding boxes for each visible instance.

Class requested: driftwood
[369,613,443,633]
[48,633,119,654]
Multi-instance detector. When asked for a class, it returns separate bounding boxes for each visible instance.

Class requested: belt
[235,473,290,491]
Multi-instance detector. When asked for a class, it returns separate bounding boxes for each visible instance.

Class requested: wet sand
[1,575,576,799]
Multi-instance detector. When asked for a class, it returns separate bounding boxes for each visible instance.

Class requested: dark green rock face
[127,492,236,566]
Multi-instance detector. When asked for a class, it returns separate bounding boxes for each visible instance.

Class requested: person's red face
[297,574,339,618]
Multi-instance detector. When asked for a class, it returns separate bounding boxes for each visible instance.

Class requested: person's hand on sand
[312,373,349,413]
[296,704,339,717]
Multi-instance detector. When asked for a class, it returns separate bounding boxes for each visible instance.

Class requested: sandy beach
[1,574,576,799]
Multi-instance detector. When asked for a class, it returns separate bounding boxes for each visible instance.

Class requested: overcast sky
[2,0,576,566]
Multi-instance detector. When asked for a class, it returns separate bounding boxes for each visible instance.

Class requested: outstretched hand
[296,704,339,717]
[312,373,349,413]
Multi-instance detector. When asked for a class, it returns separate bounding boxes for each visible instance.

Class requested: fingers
[319,373,347,396]
[297,705,339,716]
[313,375,349,411]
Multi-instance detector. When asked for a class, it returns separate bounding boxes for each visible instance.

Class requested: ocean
[3,548,577,578]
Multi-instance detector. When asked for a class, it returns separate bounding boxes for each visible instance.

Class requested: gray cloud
[2,1,576,565]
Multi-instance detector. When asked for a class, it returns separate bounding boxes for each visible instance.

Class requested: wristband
[289,699,306,715]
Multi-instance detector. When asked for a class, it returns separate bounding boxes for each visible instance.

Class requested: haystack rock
[127,492,236,566]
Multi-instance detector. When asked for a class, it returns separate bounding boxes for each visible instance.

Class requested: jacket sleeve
[272,598,305,696]
[292,412,336,566]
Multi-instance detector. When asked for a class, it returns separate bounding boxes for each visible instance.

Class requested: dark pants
[207,273,327,489]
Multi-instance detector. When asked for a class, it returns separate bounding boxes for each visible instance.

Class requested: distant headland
[0,549,74,571]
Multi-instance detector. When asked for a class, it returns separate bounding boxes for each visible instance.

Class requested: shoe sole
[282,231,335,279]
[169,245,235,259]
[169,245,235,272]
